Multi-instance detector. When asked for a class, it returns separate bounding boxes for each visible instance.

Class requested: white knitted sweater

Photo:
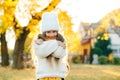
[33,40,69,79]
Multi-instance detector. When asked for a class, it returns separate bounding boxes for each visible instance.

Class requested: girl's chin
[46,37,56,40]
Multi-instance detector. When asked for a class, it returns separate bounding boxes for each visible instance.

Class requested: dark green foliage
[113,57,120,64]
[98,56,108,64]
[93,32,112,57]
[91,47,103,56]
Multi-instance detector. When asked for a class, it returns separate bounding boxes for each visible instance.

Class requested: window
[113,49,118,54]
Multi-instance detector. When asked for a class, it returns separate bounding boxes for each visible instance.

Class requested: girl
[33,12,69,80]
[35,31,66,49]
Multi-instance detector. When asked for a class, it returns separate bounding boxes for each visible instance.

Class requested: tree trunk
[12,28,30,69]
[0,32,9,66]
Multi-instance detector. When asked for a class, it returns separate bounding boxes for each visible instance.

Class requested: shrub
[72,55,81,64]
[113,57,120,65]
[91,47,103,56]
[98,56,108,64]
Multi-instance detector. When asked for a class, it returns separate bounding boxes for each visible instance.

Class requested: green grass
[0,64,120,80]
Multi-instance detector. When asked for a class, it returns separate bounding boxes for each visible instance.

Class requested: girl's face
[45,30,58,39]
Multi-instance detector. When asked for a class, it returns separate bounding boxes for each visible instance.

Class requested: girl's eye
[46,31,57,33]
[46,31,50,33]
[53,31,57,33]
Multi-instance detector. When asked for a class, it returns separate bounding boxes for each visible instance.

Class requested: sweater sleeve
[33,40,58,58]
[52,46,66,58]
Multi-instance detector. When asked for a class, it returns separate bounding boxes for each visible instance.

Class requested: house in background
[78,22,98,63]
[107,25,120,58]
[78,19,120,63]
[109,34,120,58]
[78,22,91,63]
[107,19,120,58]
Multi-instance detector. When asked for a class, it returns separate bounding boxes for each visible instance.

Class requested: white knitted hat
[41,12,60,33]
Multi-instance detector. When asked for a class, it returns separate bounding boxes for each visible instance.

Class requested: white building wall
[109,33,120,58]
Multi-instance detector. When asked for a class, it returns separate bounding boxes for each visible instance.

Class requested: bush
[91,47,103,56]
[113,57,120,65]
[72,55,81,64]
[98,56,108,64]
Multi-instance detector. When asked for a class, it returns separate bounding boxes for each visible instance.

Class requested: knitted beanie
[41,12,60,33]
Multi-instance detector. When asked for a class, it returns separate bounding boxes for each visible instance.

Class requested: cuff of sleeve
[53,46,66,58]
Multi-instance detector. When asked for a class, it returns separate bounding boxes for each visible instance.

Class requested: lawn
[0,64,120,80]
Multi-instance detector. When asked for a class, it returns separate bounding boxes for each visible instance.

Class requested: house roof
[81,35,96,44]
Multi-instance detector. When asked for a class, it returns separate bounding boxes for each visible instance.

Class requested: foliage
[98,56,108,64]
[58,11,82,53]
[13,0,61,39]
[72,55,81,64]
[108,53,114,64]
[94,32,112,56]
[113,57,120,65]
[24,34,33,54]
[23,0,61,54]
[91,47,103,56]
[0,0,18,33]
[0,0,18,67]
[11,0,62,69]
[95,9,120,34]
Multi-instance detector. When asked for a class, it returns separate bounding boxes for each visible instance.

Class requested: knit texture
[33,40,69,79]
[41,12,60,33]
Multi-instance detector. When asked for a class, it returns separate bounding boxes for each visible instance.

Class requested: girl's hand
[35,39,44,45]
[57,41,66,49]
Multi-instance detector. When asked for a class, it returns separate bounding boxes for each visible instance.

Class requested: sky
[58,0,120,31]
[5,0,120,49]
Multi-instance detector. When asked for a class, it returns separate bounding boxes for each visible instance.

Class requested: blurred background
[0,0,120,80]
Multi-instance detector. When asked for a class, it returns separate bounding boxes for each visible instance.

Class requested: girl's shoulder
[57,33,65,42]
[37,34,45,41]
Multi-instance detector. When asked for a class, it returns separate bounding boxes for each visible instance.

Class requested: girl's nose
[49,33,55,37]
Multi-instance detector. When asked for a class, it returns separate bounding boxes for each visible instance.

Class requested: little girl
[33,12,69,80]
[35,31,66,49]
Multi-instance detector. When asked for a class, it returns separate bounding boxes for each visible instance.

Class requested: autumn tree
[96,9,120,35]
[0,0,18,66]
[58,11,81,53]
[12,0,61,69]
[0,0,75,69]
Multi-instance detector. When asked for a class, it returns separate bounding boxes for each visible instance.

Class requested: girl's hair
[37,32,64,42]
